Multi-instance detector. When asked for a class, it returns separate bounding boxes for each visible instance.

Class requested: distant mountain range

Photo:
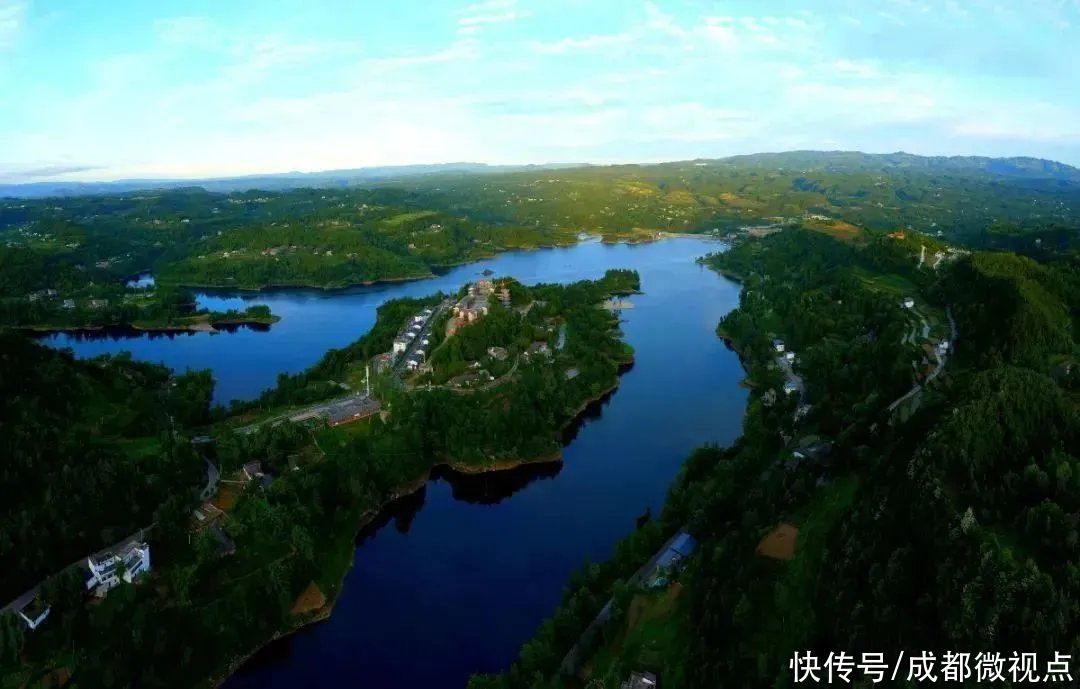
[3,151,1079,199]
[0,162,586,199]
[712,150,1080,182]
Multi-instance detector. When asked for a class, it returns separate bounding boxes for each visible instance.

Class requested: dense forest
[0,336,207,600]
[473,227,1079,688]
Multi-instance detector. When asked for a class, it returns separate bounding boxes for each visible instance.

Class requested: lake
[43,237,748,688]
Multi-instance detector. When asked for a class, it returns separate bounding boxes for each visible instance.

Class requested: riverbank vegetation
[473,227,1078,688]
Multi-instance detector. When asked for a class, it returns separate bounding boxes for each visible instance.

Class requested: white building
[17,598,50,631]
[393,338,409,354]
[772,339,786,353]
[784,351,796,362]
[902,297,915,309]
[85,543,152,597]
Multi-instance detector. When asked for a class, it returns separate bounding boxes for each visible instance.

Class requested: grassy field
[583,585,690,688]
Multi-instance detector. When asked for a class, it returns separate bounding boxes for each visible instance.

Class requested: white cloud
[362,39,478,70]
[832,58,878,78]
[0,0,27,50]
[154,16,221,47]
[458,0,529,34]
[637,103,760,141]
[787,81,940,123]
[951,103,1080,143]
[529,32,632,54]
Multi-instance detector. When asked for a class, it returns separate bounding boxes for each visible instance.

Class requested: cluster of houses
[389,306,438,373]
[26,288,58,302]
[192,499,237,557]
[448,279,495,336]
[772,339,801,396]
[522,341,552,362]
[25,289,105,311]
[446,279,510,336]
[12,541,154,632]
[85,542,152,598]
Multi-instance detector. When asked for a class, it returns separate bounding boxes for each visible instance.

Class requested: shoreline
[156,233,711,295]
[211,452,567,688]
[18,315,281,336]
[215,363,630,686]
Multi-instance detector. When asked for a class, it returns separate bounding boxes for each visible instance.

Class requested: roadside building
[621,672,658,689]
[783,380,799,395]
[902,297,915,309]
[17,597,50,631]
[486,346,508,361]
[372,352,394,374]
[85,543,151,597]
[191,501,224,528]
[392,338,409,355]
[62,299,76,309]
[209,525,236,557]
[784,351,796,362]
[242,461,264,482]
[525,341,551,360]
[772,339,786,353]
[88,298,109,309]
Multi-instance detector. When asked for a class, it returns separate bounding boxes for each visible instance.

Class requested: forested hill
[389,152,1080,244]
[716,150,1080,182]
[471,228,1080,689]
[0,335,208,601]
[2,150,1078,327]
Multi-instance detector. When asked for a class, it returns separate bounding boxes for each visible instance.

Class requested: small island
[2,285,279,333]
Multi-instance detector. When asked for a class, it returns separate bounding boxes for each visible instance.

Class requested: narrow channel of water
[42,238,748,688]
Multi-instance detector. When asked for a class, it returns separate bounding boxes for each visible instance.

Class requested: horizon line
[3,148,1079,190]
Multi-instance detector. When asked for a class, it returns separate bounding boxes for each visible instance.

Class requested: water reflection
[432,462,564,506]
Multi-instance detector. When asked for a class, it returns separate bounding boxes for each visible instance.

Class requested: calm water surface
[43,238,748,688]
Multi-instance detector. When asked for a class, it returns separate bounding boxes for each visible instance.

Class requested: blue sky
[1,0,1079,182]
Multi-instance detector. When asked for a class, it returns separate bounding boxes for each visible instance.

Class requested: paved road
[235,301,449,435]
[199,459,220,501]
[2,528,149,616]
[393,299,451,374]
[559,529,693,676]
[888,305,957,414]
[236,392,381,435]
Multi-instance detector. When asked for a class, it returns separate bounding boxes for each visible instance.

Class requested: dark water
[43,238,748,688]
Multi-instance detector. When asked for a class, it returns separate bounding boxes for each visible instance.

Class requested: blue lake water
[43,237,748,688]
